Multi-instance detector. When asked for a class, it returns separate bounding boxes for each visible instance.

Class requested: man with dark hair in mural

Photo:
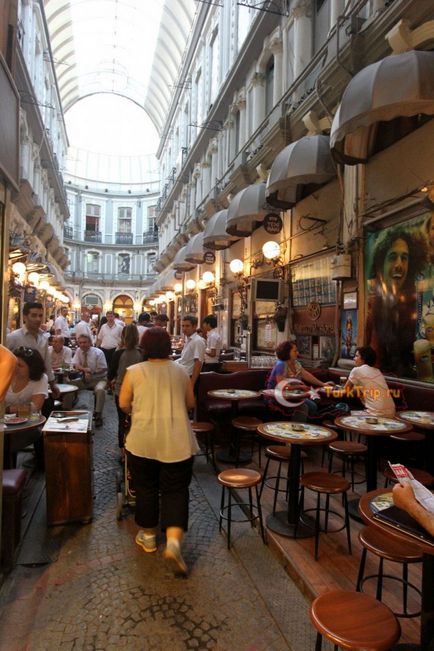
[366,226,428,376]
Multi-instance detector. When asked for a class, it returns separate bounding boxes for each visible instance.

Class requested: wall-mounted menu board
[290,255,337,307]
[255,318,278,351]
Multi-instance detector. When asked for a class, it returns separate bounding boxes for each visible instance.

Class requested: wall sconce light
[40,280,50,292]
[72,300,81,311]
[174,283,183,294]
[202,271,215,285]
[165,291,175,301]
[28,271,41,287]
[262,240,286,278]
[229,258,244,276]
[149,299,156,306]
[186,279,196,291]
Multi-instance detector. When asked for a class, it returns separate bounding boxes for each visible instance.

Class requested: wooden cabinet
[43,411,93,525]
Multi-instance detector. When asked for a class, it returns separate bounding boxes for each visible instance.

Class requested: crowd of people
[2,301,432,577]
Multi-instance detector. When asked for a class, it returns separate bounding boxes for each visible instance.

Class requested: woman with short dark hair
[119,327,198,576]
[5,347,48,414]
[344,346,396,417]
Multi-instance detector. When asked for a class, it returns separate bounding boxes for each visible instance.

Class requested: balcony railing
[84,230,102,243]
[64,225,73,239]
[142,230,158,244]
[115,232,133,245]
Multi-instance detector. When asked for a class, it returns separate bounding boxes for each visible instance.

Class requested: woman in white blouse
[5,347,48,414]
[119,327,198,576]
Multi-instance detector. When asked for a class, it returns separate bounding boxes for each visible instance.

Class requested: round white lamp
[174,283,183,293]
[28,272,40,286]
[186,279,196,291]
[229,259,243,274]
[202,271,215,284]
[12,261,26,277]
[262,240,281,260]
[165,291,175,301]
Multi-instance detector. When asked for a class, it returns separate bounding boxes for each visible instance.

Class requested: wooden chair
[218,468,266,549]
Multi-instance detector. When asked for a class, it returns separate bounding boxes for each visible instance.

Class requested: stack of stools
[383,466,434,488]
[191,421,215,469]
[1,469,27,572]
[328,439,368,490]
[299,471,352,561]
[310,590,401,650]
[231,416,263,466]
[356,525,422,618]
[217,468,266,549]
[260,445,307,516]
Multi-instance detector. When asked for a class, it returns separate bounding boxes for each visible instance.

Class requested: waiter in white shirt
[96,310,123,365]
[75,311,94,343]
[201,314,222,372]
[176,315,205,389]
[54,306,71,345]
[72,334,108,428]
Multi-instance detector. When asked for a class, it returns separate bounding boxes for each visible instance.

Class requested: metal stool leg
[356,547,367,591]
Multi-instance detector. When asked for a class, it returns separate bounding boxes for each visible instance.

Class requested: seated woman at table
[344,346,396,418]
[266,341,332,418]
[5,347,48,415]
[393,482,434,537]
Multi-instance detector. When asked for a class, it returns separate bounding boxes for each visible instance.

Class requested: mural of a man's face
[382,237,409,294]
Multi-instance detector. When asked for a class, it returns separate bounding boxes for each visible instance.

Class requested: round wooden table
[359,488,434,650]
[3,415,46,468]
[257,421,337,538]
[335,414,412,491]
[207,389,261,464]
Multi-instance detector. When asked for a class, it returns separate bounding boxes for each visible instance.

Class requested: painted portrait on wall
[364,211,434,380]
[340,310,357,359]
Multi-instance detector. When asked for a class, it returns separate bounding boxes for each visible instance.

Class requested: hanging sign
[203,251,216,265]
[263,213,283,234]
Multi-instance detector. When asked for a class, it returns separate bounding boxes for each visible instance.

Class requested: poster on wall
[296,335,311,358]
[320,335,336,364]
[340,310,357,359]
[364,211,434,381]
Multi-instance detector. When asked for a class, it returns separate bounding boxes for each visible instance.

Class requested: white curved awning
[226,183,272,237]
[330,50,434,165]
[184,232,205,265]
[266,135,336,210]
[203,210,239,250]
[172,245,196,271]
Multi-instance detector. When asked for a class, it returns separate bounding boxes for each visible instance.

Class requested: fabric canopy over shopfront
[226,182,272,237]
[330,49,434,165]
[203,209,239,250]
[266,134,336,210]
[171,245,196,272]
[184,232,205,264]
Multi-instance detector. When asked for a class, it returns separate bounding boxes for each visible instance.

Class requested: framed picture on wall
[343,291,357,309]
[296,335,311,358]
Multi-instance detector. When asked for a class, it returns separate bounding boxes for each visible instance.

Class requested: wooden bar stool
[191,422,215,469]
[356,525,422,618]
[231,416,263,466]
[259,445,307,515]
[328,440,368,490]
[310,590,401,650]
[299,471,351,561]
[218,468,266,549]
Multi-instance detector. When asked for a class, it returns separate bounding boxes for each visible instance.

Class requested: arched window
[265,56,274,115]
[113,294,134,324]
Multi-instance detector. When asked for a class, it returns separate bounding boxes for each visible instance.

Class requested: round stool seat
[265,445,308,462]
[191,421,214,433]
[359,525,422,563]
[390,430,426,442]
[329,440,367,454]
[218,468,262,489]
[301,471,350,494]
[310,590,400,651]
[231,416,262,431]
[321,420,341,432]
[383,466,434,487]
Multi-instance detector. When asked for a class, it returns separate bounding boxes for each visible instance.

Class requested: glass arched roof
[44,0,198,135]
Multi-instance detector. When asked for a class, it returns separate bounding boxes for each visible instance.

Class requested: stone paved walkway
[0,393,316,651]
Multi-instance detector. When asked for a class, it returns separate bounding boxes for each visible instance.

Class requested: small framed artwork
[320,336,335,364]
[343,291,357,310]
[296,335,311,358]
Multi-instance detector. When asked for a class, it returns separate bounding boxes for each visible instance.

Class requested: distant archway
[113,294,134,324]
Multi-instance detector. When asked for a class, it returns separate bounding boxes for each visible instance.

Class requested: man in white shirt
[96,311,123,365]
[48,335,72,370]
[201,314,222,371]
[7,301,59,399]
[136,312,151,341]
[176,315,205,389]
[75,311,94,342]
[72,334,108,427]
[54,306,71,344]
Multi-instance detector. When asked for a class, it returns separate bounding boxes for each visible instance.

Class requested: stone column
[292,1,312,79]
[270,38,283,105]
[330,0,344,30]
[252,72,265,131]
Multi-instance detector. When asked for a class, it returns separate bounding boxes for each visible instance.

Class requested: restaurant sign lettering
[263,213,283,234]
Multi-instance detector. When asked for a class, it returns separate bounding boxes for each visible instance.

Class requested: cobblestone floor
[0,393,316,651]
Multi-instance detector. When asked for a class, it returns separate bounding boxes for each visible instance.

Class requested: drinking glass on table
[17,402,31,419]
[30,401,41,421]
